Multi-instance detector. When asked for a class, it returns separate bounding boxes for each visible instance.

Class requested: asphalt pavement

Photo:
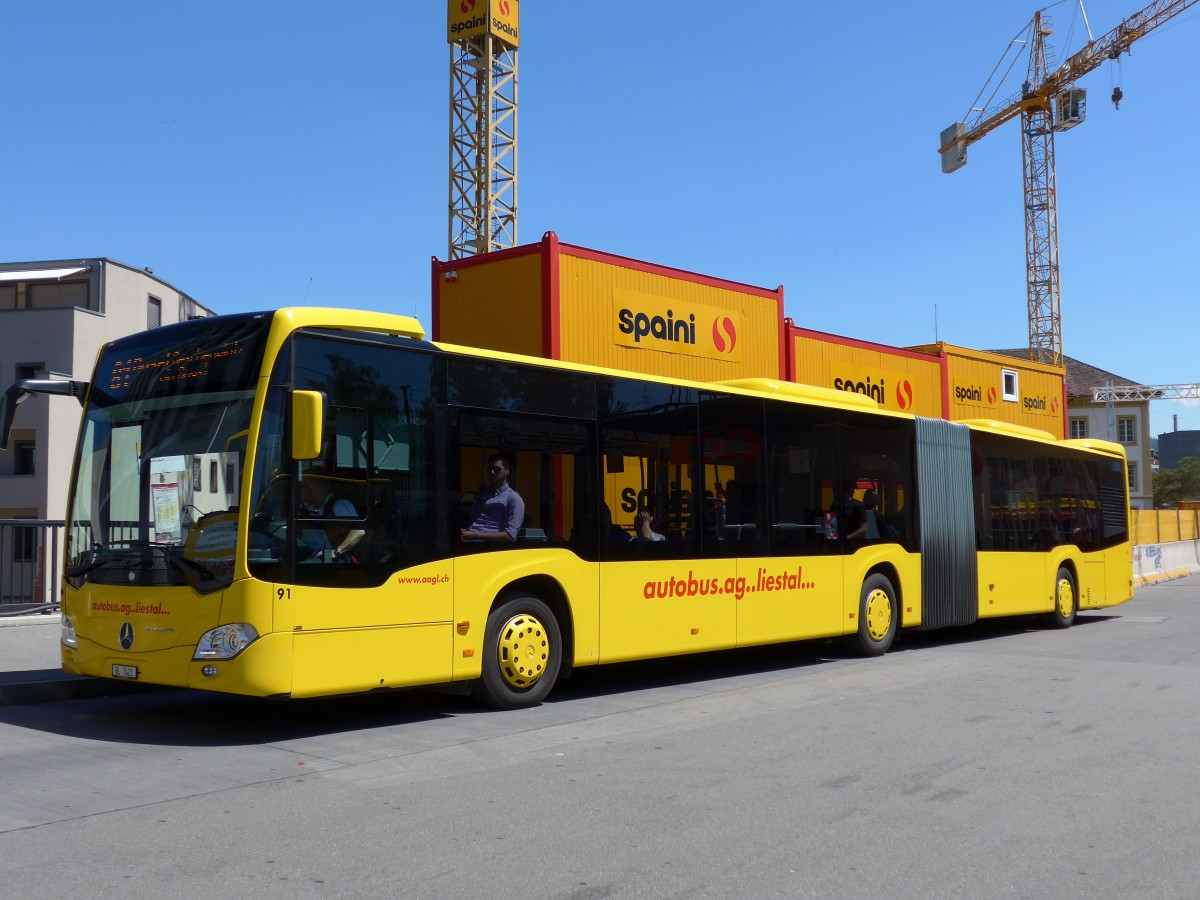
[3,570,1196,707]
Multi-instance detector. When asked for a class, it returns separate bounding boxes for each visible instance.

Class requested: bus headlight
[61,615,77,649]
[194,623,259,660]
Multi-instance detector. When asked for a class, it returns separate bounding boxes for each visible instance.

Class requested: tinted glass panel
[455,410,594,554]
[970,432,1128,552]
[600,377,699,560]
[764,402,839,556]
[839,411,915,550]
[448,358,596,418]
[250,334,441,587]
[699,394,766,557]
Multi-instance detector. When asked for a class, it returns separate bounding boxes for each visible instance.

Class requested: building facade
[1158,430,1200,470]
[0,259,215,521]
[1062,356,1153,509]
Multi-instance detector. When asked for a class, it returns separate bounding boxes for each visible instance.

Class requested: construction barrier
[1132,508,1200,586]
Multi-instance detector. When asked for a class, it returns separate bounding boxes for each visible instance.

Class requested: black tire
[848,573,898,656]
[472,593,562,709]
[1045,566,1077,629]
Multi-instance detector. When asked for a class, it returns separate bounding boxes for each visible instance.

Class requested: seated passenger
[830,481,867,540]
[635,504,666,542]
[461,453,525,543]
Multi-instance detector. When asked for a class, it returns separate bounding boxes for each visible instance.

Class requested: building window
[28,281,88,309]
[1117,417,1136,444]
[148,296,162,329]
[209,460,218,492]
[13,440,35,475]
[1128,462,1138,492]
[1069,418,1088,439]
[1001,369,1019,402]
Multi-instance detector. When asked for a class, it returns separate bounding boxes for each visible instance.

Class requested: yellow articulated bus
[1,308,1134,708]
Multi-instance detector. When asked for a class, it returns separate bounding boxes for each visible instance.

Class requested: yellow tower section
[448,0,520,259]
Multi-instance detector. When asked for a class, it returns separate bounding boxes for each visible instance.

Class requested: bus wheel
[850,573,898,656]
[1046,567,1077,629]
[473,593,562,709]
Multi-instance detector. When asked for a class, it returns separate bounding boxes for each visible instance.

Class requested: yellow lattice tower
[448,0,520,259]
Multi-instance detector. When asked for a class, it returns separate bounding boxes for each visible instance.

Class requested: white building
[1063,356,1153,510]
[0,259,215,522]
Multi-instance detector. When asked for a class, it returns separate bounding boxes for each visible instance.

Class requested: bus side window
[454,411,593,550]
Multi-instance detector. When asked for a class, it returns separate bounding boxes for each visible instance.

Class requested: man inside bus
[461,453,525,542]
[298,464,366,561]
[830,480,868,541]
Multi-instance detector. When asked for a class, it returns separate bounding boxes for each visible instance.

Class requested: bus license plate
[112,664,139,680]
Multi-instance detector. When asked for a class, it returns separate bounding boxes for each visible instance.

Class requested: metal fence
[0,519,65,615]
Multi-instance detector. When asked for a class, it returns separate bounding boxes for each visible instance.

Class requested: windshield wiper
[65,552,127,578]
[162,553,215,581]
[66,541,214,581]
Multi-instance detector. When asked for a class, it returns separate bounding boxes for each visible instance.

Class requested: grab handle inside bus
[291,389,325,460]
[0,379,88,450]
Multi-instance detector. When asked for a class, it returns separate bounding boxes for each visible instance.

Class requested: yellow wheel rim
[496,612,550,690]
[1057,577,1075,620]
[864,588,893,643]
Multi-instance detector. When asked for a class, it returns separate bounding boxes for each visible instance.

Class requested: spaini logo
[460,0,475,12]
[498,0,510,13]
[987,386,997,405]
[712,316,737,354]
[1051,396,1060,413]
[895,379,914,410]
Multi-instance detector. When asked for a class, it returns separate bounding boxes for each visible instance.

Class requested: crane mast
[448,0,520,260]
[1023,12,1061,368]
[940,0,1199,367]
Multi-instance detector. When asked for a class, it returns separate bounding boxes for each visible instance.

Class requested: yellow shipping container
[908,342,1066,436]
[432,232,784,381]
[787,324,942,417]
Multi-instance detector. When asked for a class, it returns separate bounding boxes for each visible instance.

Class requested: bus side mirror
[291,390,325,460]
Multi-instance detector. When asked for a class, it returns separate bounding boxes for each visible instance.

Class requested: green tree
[1152,456,1200,507]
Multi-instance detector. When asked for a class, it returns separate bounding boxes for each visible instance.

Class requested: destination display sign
[93,314,271,403]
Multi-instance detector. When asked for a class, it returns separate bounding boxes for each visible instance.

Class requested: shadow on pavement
[0,613,1115,748]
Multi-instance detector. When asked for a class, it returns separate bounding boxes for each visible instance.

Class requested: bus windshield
[65,314,272,593]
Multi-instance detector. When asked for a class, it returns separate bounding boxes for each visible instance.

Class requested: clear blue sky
[5,1,1197,438]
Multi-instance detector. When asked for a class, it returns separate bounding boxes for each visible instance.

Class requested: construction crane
[939,0,1198,368]
[447,0,521,259]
